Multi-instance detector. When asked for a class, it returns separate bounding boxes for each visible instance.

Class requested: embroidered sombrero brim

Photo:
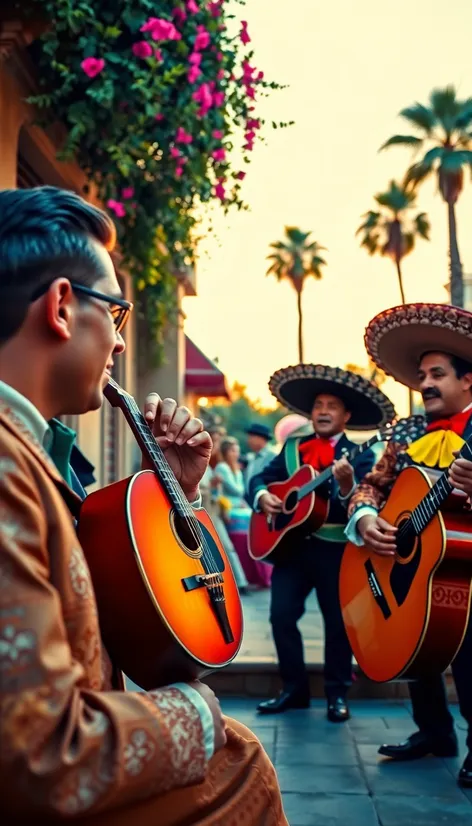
[269,364,396,430]
[365,303,472,390]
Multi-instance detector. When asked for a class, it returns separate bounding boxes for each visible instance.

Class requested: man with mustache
[346,303,472,787]
[248,364,395,719]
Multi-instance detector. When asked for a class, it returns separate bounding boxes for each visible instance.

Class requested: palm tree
[356,180,430,305]
[357,181,430,416]
[380,86,472,307]
[266,227,327,362]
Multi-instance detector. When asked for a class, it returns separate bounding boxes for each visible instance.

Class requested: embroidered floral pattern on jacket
[69,545,93,599]
[124,729,157,776]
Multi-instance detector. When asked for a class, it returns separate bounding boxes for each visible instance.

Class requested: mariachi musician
[248,364,396,720]
[346,302,472,787]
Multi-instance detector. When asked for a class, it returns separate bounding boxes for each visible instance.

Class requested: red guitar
[77,378,242,690]
[248,429,391,564]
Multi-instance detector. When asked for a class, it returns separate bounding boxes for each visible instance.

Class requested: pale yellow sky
[183,0,472,417]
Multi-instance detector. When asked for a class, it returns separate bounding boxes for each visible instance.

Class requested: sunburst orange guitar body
[77,378,243,691]
[340,465,472,682]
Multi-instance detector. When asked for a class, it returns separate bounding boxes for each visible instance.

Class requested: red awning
[185,336,230,399]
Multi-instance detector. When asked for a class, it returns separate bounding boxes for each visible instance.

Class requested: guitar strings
[126,394,223,580]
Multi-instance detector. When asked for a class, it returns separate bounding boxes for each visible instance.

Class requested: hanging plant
[14,0,291,362]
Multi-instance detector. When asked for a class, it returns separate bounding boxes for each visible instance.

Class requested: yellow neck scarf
[406,430,464,469]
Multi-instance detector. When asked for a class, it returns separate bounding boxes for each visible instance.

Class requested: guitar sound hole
[172,513,201,555]
[395,517,415,560]
[284,491,298,512]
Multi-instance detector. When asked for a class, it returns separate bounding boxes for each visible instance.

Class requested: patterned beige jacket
[0,404,210,820]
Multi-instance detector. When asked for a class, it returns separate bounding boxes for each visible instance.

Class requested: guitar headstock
[377,422,394,442]
[103,377,133,408]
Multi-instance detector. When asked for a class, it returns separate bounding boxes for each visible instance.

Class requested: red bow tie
[299,437,335,471]
[426,408,471,436]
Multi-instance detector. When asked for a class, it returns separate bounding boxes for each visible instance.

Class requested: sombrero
[268,364,396,431]
[365,303,472,390]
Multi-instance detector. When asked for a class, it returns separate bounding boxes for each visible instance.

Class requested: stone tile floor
[236,588,323,664]
[221,697,471,826]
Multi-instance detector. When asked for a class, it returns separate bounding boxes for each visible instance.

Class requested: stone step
[205,661,458,701]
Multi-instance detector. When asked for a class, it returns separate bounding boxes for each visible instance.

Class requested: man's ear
[44,279,74,341]
[344,409,352,425]
[462,372,472,394]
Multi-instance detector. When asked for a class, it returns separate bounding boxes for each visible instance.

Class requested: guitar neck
[409,436,472,534]
[298,432,381,500]
[106,387,191,517]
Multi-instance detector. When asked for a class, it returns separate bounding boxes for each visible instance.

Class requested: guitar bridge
[181,573,234,645]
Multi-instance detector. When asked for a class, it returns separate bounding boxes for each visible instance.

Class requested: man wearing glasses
[0,187,286,825]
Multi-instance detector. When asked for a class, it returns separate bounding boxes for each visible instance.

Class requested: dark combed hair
[0,186,116,344]
[420,351,472,379]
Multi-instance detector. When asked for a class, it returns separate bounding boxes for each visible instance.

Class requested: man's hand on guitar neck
[259,492,283,516]
[333,456,355,498]
[142,393,212,502]
[357,514,397,557]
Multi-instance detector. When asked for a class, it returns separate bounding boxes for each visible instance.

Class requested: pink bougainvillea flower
[107,199,126,218]
[246,118,261,130]
[176,127,193,144]
[216,51,224,61]
[242,61,256,79]
[209,0,223,17]
[132,41,153,58]
[188,65,202,83]
[212,147,226,162]
[172,6,187,25]
[244,141,254,151]
[155,112,164,121]
[215,178,226,201]
[235,171,246,180]
[154,48,163,60]
[217,68,225,80]
[187,0,199,13]
[212,129,224,139]
[141,18,181,41]
[170,146,181,158]
[245,85,256,100]
[122,187,135,200]
[81,57,105,78]
[213,90,225,107]
[194,25,211,51]
[189,51,202,65]
[240,21,251,45]
[257,71,264,81]
[192,82,213,116]
[175,165,184,177]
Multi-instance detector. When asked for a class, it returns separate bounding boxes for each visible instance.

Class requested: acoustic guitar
[248,428,391,564]
[77,378,243,690]
[339,440,472,683]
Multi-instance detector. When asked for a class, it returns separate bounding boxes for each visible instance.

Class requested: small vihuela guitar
[77,378,243,690]
[248,427,392,564]
[339,438,472,682]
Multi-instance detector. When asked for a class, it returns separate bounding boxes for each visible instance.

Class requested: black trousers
[409,610,472,750]
[270,536,352,698]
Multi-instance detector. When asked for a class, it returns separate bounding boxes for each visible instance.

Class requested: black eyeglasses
[70,283,133,334]
[31,280,133,334]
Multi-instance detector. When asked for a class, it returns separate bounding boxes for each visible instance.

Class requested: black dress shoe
[458,752,472,788]
[327,697,350,723]
[378,730,458,760]
[257,691,310,715]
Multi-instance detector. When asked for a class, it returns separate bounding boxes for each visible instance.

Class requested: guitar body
[248,465,329,563]
[78,470,243,690]
[340,465,472,682]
